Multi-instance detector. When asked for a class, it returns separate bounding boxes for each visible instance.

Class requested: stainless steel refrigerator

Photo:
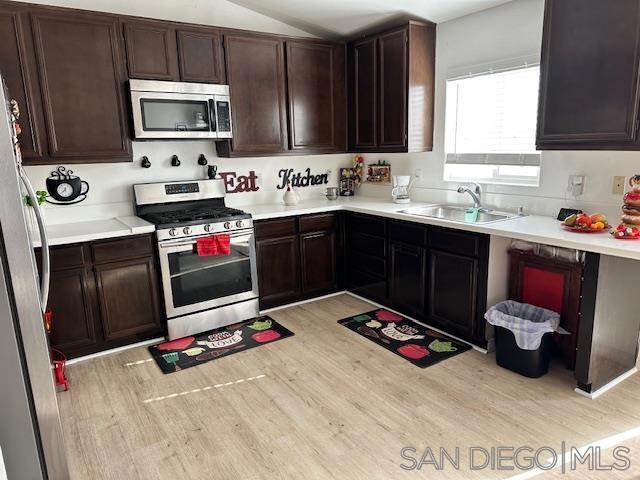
[0,78,69,478]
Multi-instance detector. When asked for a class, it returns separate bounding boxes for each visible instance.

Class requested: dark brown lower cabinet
[389,241,426,318]
[43,234,164,358]
[300,230,337,294]
[427,249,479,341]
[255,214,339,309]
[94,257,162,342]
[47,265,98,354]
[256,234,301,309]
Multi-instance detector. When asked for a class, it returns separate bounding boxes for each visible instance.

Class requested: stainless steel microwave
[129,79,232,140]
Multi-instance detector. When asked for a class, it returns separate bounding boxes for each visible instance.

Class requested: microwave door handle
[208,99,217,133]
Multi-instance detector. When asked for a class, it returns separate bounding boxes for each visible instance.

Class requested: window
[444,65,541,186]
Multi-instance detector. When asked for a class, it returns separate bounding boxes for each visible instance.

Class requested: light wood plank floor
[57,294,640,479]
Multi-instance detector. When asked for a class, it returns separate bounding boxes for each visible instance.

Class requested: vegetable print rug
[149,316,293,374]
[338,309,471,368]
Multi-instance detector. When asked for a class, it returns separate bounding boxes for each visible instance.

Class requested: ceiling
[227,0,515,38]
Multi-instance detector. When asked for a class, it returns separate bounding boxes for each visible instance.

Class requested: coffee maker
[391,175,412,204]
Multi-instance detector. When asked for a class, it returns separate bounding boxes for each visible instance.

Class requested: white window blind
[445,65,541,167]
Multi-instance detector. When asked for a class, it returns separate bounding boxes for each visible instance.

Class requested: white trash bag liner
[485,300,562,350]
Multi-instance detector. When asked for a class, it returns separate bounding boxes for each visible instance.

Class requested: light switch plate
[612,176,626,195]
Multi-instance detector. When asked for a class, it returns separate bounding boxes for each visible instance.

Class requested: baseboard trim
[344,292,488,354]
[574,367,638,399]
[259,291,347,314]
[65,337,165,365]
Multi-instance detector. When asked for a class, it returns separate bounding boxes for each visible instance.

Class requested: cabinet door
[300,230,337,294]
[286,41,345,152]
[177,27,224,83]
[347,37,377,150]
[223,34,288,154]
[537,0,640,147]
[0,5,46,161]
[31,10,131,162]
[123,20,179,80]
[48,266,99,357]
[427,249,478,341]
[378,27,407,149]
[94,257,163,341]
[389,242,426,318]
[256,235,300,308]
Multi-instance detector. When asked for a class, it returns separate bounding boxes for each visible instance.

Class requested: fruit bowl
[562,224,610,233]
[562,212,608,233]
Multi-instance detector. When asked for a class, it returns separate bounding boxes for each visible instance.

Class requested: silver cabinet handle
[19,165,49,313]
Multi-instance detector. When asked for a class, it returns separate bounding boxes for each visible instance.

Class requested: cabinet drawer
[91,235,153,264]
[390,221,427,245]
[299,213,336,233]
[348,232,386,257]
[429,228,480,256]
[255,217,297,239]
[48,245,87,271]
[348,213,386,236]
[348,250,386,278]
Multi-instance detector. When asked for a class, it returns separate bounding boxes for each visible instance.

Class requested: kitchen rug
[148,316,293,374]
[338,309,471,368]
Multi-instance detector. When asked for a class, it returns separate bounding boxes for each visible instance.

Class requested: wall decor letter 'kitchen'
[218,171,259,193]
[277,168,329,189]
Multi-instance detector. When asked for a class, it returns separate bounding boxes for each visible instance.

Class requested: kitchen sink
[398,205,520,224]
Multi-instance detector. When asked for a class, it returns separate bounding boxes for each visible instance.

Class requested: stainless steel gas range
[134,179,258,340]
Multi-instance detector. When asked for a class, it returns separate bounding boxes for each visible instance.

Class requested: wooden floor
[58,294,640,479]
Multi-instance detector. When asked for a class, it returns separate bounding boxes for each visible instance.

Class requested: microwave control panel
[216,101,231,132]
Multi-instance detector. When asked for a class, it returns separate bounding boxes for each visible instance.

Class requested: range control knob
[204,224,213,233]
[183,226,192,235]
[168,228,178,237]
[236,220,244,228]
[224,222,231,230]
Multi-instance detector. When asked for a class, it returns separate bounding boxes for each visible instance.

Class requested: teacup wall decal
[45,166,90,205]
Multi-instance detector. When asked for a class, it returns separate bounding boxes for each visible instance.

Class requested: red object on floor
[43,309,52,334]
[196,234,231,256]
[521,266,564,313]
[51,349,69,391]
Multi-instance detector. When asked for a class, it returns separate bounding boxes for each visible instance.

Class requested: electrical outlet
[612,176,626,195]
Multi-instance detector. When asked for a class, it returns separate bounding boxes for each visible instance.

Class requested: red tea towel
[196,235,231,256]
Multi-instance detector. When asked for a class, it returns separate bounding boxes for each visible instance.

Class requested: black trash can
[485,300,560,379]
[494,326,554,378]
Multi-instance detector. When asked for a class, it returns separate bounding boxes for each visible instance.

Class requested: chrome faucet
[457,183,482,208]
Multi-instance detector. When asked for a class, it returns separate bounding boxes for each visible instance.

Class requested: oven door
[130,91,217,139]
[158,229,258,318]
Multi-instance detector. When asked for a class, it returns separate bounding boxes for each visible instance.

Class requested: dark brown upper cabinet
[123,19,179,81]
[348,21,435,153]
[177,27,224,83]
[348,37,377,149]
[30,9,131,163]
[537,0,640,150]
[0,4,46,162]
[217,33,289,156]
[285,41,346,152]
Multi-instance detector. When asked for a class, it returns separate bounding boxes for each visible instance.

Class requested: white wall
[360,0,639,222]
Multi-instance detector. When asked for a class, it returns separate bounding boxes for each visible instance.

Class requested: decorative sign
[218,170,259,194]
[277,168,329,189]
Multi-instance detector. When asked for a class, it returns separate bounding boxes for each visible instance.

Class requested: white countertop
[244,197,640,261]
[33,197,640,261]
[32,216,155,248]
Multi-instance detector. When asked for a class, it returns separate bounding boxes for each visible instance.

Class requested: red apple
[575,215,591,227]
[397,343,429,360]
[376,309,403,322]
[252,330,281,343]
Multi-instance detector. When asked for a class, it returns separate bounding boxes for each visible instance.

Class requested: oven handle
[159,231,253,253]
